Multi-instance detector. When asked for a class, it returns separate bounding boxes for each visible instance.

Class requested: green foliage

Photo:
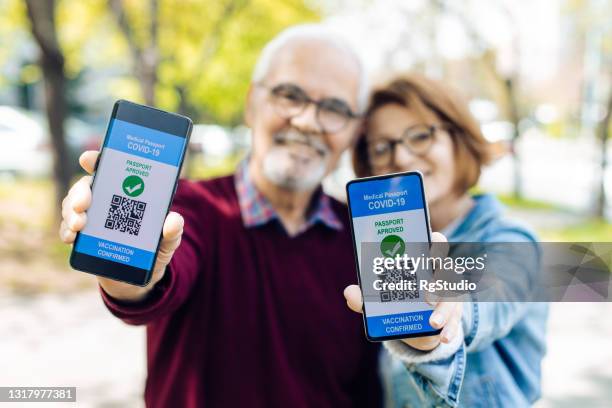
[539,219,612,242]
[1,0,320,123]
[186,152,246,180]
[496,193,560,211]
[56,0,113,77]
[154,0,320,124]
[75,0,320,123]
[0,0,28,83]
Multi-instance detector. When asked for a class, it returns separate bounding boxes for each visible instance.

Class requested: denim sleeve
[381,227,540,406]
[383,325,466,407]
[463,228,540,352]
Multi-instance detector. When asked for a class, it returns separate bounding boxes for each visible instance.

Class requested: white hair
[251,23,369,113]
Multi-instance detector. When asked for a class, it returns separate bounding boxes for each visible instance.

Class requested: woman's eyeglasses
[258,82,360,134]
[367,124,441,167]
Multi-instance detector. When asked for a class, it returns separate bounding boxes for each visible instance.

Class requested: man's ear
[244,84,255,127]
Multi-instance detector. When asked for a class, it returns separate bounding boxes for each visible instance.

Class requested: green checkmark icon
[122,175,145,197]
[380,234,405,258]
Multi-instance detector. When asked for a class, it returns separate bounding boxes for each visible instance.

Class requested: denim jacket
[380,194,549,408]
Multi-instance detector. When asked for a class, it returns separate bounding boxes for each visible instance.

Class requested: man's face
[246,39,361,191]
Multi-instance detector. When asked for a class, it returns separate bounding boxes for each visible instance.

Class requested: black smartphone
[70,100,192,286]
[346,171,441,342]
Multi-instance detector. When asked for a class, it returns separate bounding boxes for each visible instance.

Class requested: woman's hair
[353,74,493,195]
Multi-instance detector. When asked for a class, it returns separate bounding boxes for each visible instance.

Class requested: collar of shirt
[234,159,343,234]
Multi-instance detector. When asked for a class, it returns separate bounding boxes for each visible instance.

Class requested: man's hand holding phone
[343,232,463,351]
[60,151,184,302]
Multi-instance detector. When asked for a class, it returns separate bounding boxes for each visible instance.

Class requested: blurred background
[0,0,610,406]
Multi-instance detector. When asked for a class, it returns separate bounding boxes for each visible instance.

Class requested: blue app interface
[74,118,186,270]
[347,174,436,338]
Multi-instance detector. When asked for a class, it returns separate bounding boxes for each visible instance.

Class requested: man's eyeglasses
[257,82,360,134]
[367,124,441,167]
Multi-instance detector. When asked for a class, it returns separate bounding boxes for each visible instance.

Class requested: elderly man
[60,24,382,407]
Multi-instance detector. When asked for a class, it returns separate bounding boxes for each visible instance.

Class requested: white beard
[262,146,328,191]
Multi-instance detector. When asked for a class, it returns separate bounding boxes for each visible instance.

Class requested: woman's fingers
[430,231,449,258]
[403,302,462,349]
[343,284,363,314]
[429,232,461,342]
[342,232,460,349]
[429,300,458,329]
[440,303,462,343]
[403,335,441,351]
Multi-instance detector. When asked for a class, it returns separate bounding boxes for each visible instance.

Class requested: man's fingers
[158,212,184,254]
[79,150,99,175]
[62,182,80,221]
[153,212,184,273]
[59,209,86,240]
[343,284,363,314]
[69,176,93,213]
[162,211,184,241]
[59,220,76,243]
[60,176,92,239]
[67,212,87,231]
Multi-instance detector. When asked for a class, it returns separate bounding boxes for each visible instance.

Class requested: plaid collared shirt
[234,160,343,234]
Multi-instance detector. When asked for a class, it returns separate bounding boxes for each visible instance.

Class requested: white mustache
[272,130,329,157]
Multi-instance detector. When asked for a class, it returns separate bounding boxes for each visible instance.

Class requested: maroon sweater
[99,175,382,408]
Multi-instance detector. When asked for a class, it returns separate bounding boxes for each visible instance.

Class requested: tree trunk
[504,77,522,199]
[108,0,159,106]
[25,0,70,224]
[594,88,612,218]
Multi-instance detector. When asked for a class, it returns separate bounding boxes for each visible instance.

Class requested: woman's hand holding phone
[59,150,184,303]
[343,232,463,351]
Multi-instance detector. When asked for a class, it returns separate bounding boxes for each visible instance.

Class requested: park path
[0,290,145,407]
[2,290,612,407]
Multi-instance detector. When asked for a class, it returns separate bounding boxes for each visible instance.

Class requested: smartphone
[346,171,441,341]
[70,100,192,286]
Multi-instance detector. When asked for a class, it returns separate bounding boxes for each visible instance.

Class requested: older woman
[344,74,548,407]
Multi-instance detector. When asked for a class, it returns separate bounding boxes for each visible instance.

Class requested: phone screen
[72,101,190,283]
[346,172,440,341]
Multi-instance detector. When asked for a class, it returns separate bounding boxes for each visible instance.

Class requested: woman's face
[366,104,456,205]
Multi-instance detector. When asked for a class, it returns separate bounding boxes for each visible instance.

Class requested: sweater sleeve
[100,180,208,325]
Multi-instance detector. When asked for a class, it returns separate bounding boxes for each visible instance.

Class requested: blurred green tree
[106,0,320,124]
[2,0,319,221]
[565,0,611,219]
[108,0,159,106]
[24,0,71,218]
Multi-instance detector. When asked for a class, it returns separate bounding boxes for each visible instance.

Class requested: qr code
[379,267,419,302]
[104,194,146,236]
